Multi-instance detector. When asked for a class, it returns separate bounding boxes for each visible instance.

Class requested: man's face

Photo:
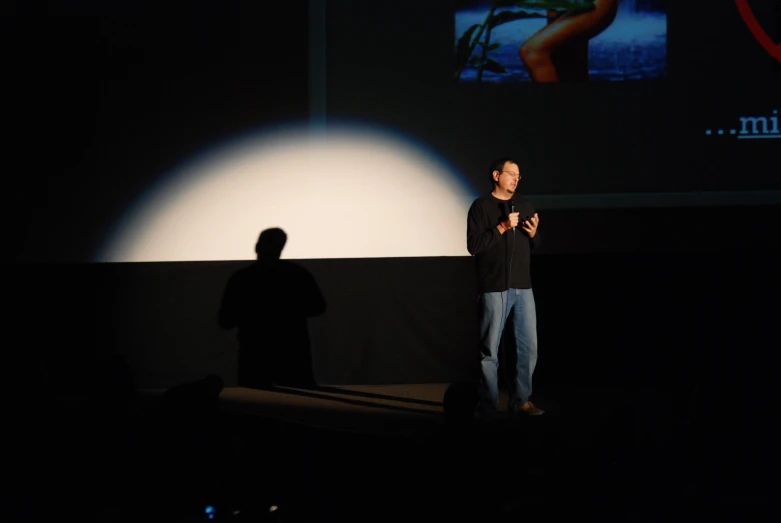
[494,162,520,194]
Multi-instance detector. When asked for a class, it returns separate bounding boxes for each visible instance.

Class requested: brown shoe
[514,400,544,416]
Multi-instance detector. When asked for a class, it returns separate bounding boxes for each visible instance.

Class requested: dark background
[5,1,781,393]
[7,0,310,264]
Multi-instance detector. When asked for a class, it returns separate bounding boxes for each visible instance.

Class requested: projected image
[455,0,667,82]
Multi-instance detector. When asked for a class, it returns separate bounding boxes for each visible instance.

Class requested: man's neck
[491,189,513,200]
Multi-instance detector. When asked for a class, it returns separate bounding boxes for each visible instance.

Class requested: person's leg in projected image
[519,0,618,81]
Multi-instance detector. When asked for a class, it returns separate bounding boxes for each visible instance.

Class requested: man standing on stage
[466,157,543,416]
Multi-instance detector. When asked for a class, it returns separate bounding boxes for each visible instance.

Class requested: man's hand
[505,212,520,229]
[521,213,539,238]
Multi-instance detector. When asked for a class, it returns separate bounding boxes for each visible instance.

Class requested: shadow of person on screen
[218,228,326,389]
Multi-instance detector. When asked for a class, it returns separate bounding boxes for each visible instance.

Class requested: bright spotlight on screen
[97,123,476,262]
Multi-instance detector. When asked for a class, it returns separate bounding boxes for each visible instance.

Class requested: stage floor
[139,382,632,443]
[142,383,453,434]
[211,383,448,434]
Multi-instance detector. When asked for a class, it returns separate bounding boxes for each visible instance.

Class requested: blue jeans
[477,288,538,412]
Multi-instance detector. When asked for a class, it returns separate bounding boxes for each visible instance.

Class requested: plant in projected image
[455,0,596,81]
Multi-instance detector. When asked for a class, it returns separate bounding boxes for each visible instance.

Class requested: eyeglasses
[501,171,521,179]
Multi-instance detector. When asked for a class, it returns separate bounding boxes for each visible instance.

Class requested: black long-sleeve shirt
[466,193,540,294]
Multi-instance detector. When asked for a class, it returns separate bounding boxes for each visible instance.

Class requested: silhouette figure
[218,228,326,389]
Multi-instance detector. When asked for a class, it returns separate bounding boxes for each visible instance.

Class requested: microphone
[510,200,515,230]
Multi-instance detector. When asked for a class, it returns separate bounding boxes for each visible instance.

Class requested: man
[218,228,327,388]
[466,157,543,416]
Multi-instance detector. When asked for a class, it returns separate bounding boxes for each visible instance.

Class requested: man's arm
[530,228,541,249]
[467,201,506,255]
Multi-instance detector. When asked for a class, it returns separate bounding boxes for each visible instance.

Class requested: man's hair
[489,157,516,186]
